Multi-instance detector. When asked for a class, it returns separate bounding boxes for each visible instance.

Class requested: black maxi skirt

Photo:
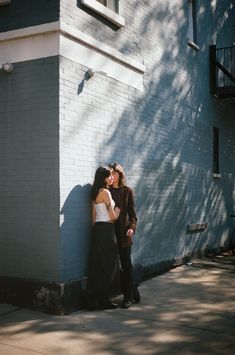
[87,222,119,301]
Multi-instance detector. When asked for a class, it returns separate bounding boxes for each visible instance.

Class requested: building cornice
[0,21,60,41]
[0,21,145,90]
[0,21,146,74]
[60,22,145,73]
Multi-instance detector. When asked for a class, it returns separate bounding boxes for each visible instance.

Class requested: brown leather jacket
[109,186,137,248]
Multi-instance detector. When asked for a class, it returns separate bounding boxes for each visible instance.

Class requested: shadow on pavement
[0,254,235,354]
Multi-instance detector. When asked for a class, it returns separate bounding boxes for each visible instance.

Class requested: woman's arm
[127,188,137,234]
[103,190,120,221]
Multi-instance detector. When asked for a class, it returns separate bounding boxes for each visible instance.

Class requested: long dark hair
[91,166,111,201]
[109,162,126,187]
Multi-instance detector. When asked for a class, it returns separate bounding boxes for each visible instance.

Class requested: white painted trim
[60,34,144,91]
[213,173,221,179]
[187,0,194,43]
[0,31,59,65]
[0,21,145,91]
[0,21,145,74]
[81,0,125,28]
[187,0,199,51]
[188,41,200,51]
[0,0,11,6]
[0,22,60,42]
[60,22,145,73]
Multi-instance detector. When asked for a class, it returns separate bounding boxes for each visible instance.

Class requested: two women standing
[86,163,139,310]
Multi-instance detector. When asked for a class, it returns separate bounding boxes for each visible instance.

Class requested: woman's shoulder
[124,185,133,193]
[121,185,134,197]
[96,188,111,200]
[100,188,111,197]
[110,186,133,194]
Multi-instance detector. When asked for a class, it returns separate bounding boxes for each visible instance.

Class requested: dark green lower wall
[0,0,59,33]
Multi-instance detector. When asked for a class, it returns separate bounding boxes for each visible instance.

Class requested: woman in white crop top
[86,166,120,311]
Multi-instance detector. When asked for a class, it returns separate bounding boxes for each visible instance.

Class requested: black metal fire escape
[210,45,235,98]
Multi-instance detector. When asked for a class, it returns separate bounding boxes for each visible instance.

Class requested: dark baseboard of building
[0,276,86,315]
[205,244,234,257]
[0,256,189,315]
[140,256,188,281]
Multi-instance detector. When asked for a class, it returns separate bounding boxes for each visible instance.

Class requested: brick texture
[1,1,235,285]
[59,0,235,280]
[0,57,60,281]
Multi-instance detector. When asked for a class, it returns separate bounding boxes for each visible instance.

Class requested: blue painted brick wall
[0,57,60,281]
[59,0,235,281]
[1,1,235,284]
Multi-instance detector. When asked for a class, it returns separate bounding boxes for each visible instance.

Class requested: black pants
[87,222,119,299]
[119,246,134,301]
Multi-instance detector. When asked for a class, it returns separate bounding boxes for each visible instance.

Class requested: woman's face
[111,170,119,184]
[105,174,114,186]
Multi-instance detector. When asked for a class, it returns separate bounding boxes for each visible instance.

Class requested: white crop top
[95,199,115,222]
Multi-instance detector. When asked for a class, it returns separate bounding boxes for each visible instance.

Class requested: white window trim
[213,173,221,179]
[188,41,200,51]
[81,0,125,28]
[0,0,11,5]
[187,0,200,51]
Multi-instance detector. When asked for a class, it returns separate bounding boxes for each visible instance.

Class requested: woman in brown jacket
[109,163,140,308]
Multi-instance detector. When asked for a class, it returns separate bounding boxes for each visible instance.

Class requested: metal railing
[210,45,235,97]
[216,45,235,87]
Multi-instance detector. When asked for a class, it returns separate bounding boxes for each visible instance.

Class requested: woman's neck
[112,182,119,188]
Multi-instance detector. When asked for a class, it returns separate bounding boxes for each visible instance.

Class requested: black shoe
[133,286,140,304]
[100,299,118,310]
[121,300,133,309]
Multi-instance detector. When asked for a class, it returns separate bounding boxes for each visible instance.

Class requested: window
[187,0,199,51]
[0,0,11,5]
[213,127,220,175]
[96,0,119,13]
[81,0,124,27]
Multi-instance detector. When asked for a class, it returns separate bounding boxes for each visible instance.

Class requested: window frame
[187,0,200,51]
[97,0,107,5]
[97,0,118,12]
[81,0,125,27]
[213,127,220,177]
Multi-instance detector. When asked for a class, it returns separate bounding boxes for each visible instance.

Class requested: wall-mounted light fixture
[0,63,14,73]
[86,68,107,80]
[86,68,95,79]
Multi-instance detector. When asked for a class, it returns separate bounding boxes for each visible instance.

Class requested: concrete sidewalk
[0,255,235,355]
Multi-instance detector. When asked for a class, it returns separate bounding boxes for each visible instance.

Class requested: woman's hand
[126,228,134,237]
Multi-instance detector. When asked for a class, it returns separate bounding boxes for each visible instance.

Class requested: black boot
[121,299,133,309]
[133,286,140,304]
[99,297,118,310]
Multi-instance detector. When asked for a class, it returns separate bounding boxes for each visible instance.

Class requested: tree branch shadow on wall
[60,0,235,287]
[77,71,91,95]
[92,0,235,270]
[0,0,233,351]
